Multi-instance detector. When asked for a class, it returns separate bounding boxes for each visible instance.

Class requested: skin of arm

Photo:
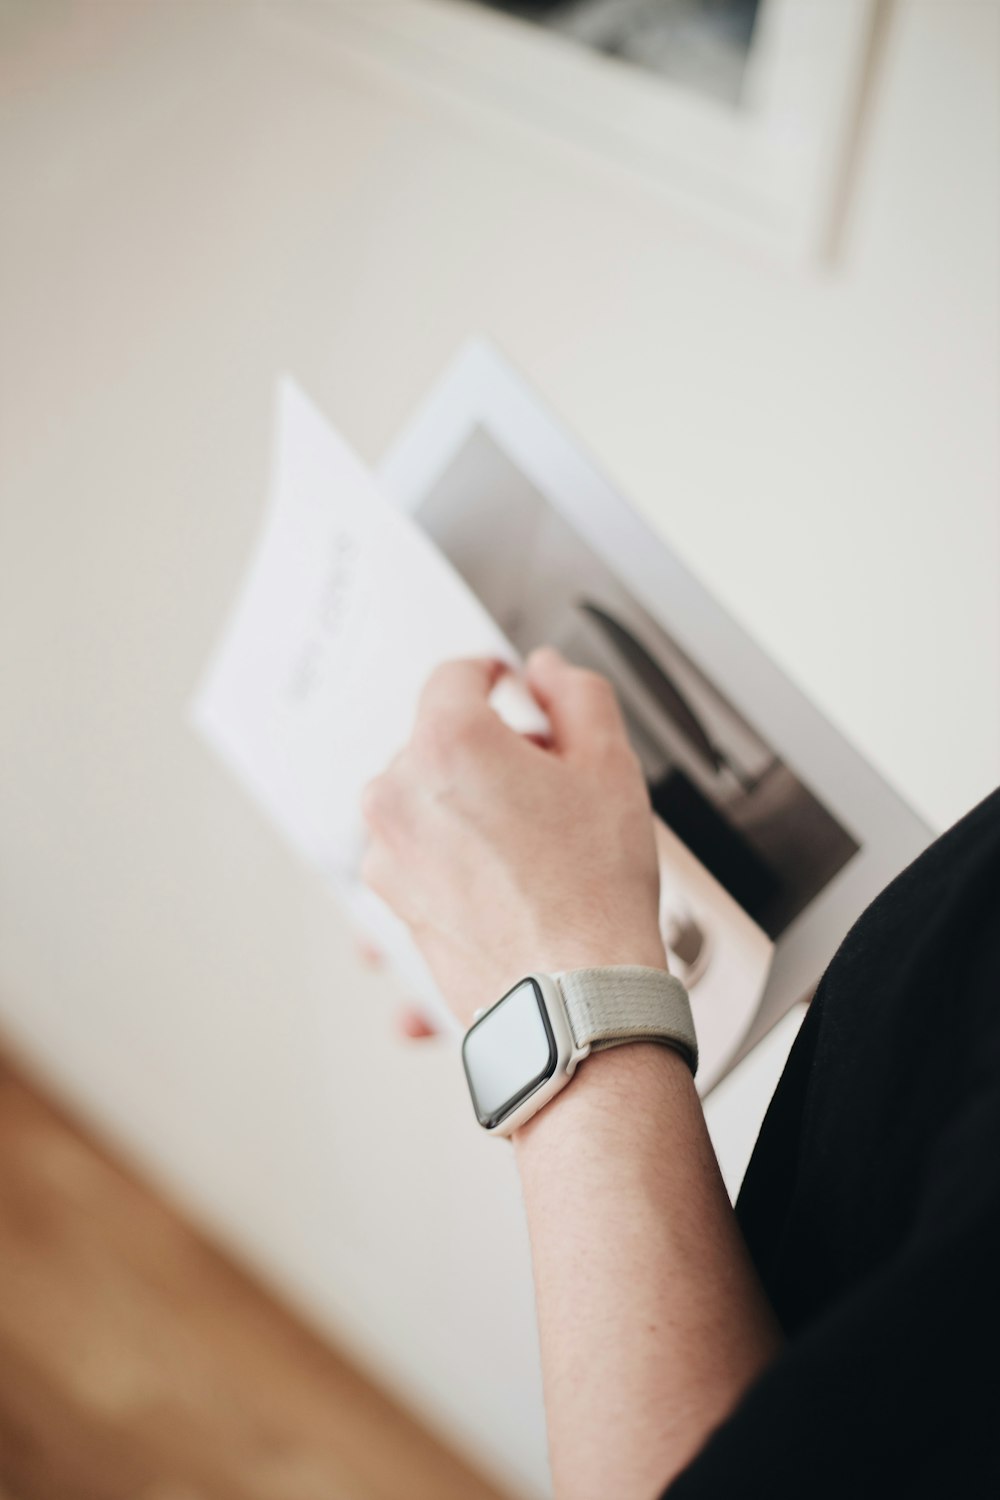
[360,647,783,1498]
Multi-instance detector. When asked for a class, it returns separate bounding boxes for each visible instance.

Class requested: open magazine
[192,373,772,1091]
[192,348,929,1091]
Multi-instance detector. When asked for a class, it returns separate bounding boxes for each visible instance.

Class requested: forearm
[360,650,781,1491]
[514,1042,783,1500]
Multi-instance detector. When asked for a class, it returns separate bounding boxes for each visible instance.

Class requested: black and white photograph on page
[413,424,860,947]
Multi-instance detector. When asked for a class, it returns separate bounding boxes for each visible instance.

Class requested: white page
[191,378,532,1028]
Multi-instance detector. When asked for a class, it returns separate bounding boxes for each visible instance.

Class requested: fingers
[525,646,626,755]
[360,660,513,919]
[395,1006,439,1041]
[410,656,520,777]
[417,656,508,727]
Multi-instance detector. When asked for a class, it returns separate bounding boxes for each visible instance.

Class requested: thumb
[525,647,625,755]
[418,656,507,721]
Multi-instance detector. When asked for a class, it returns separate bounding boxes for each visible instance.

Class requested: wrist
[511,1038,694,1160]
[461,956,695,1140]
[523,934,670,983]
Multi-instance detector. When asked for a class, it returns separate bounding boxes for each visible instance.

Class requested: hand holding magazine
[192,346,928,1088]
[192,371,772,1082]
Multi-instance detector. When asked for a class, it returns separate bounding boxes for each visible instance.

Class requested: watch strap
[556,965,698,1075]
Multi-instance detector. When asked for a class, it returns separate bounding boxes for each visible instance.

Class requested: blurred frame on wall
[269,0,878,259]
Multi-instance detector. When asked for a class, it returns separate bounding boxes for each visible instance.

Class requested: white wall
[0,4,997,1496]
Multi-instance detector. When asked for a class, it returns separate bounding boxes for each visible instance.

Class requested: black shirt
[664,786,1000,1497]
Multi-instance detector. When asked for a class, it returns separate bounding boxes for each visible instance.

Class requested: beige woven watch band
[555,965,698,1075]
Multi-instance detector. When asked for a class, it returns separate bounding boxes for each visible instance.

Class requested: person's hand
[360,647,667,1031]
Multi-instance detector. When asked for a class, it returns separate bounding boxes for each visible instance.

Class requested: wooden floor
[0,1051,515,1500]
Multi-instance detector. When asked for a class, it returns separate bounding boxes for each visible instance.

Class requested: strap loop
[556,966,698,1075]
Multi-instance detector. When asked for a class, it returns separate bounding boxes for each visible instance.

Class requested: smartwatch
[461,966,697,1137]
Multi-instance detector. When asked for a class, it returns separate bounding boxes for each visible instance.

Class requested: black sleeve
[660,1062,1000,1498]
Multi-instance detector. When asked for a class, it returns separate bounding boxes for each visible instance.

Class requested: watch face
[462,977,557,1129]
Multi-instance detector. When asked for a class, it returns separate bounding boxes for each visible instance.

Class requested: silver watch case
[463,973,591,1138]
